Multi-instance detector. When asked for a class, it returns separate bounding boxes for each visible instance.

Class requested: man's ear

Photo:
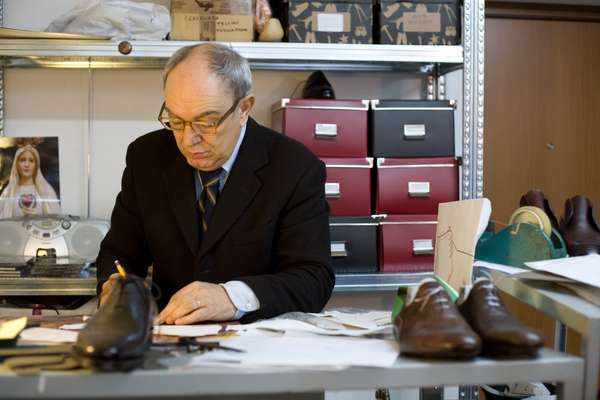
[239,95,255,125]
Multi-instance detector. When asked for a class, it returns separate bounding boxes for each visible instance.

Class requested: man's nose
[181,124,203,147]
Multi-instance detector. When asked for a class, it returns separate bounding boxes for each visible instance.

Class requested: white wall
[3,0,462,220]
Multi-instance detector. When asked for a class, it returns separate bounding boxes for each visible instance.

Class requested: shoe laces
[413,286,451,313]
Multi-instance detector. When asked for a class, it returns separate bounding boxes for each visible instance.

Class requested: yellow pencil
[114,260,127,278]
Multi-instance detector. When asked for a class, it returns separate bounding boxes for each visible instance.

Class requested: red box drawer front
[323,158,373,216]
[379,215,437,273]
[376,157,459,214]
[272,99,369,157]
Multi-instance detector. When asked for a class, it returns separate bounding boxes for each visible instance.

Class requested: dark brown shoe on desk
[519,190,559,231]
[73,274,156,371]
[459,278,544,358]
[560,195,600,256]
[394,280,481,359]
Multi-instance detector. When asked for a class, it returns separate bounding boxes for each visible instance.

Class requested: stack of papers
[475,255,600,307]
[525,255,600,288]
[20,310,401,369]
[227,310,391,337]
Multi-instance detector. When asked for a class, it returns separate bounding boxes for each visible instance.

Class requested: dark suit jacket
[96,118,334,323]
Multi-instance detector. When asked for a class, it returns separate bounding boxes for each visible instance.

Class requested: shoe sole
[71,349,145,372]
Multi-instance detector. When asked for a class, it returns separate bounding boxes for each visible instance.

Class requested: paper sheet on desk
[227,319,387,337]
[153,325,222,337]
[526,255,600,288]
[58,323,223,338]
[19,327,78,344]
[474,261,573,282]
[188,334,399,368]
[316,310,392,330]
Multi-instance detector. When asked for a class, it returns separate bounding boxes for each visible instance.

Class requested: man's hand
[99,273,121,306]
[158,281,236,325]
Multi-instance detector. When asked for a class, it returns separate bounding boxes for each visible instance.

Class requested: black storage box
[329,216,378,274]
[283,0,373,44]
[370,99,455,158]
[377,0,460,45]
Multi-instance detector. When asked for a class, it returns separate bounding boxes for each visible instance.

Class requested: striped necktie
[198,168,223,232]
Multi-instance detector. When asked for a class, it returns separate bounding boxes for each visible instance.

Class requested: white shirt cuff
[220,280,260,320]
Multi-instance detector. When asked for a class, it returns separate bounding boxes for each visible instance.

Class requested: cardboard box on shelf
[282,0,373,44]
[170,0,254,41]
[377,0,460,45]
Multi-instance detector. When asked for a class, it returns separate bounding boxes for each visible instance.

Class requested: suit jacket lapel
[162,149,199,256]
[197,118,269,260]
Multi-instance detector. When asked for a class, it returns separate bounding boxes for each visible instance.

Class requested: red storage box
[322,157,373,216]
[379,214,437,273]
[376,157,459,214]
[271,98,369,157]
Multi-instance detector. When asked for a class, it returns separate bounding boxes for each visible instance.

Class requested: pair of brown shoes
[394,279,544,359]
[520,190,600,256]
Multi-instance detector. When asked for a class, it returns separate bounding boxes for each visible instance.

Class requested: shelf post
[0,0,4,137]
[462,0,485,199]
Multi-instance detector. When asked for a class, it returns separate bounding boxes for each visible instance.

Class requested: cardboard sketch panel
[285,1,373,44]
[0,137,61,219]
[379,1,460,45]
[434,199,490,292]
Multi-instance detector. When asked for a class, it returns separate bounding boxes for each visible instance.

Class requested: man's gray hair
[163,43,252,99]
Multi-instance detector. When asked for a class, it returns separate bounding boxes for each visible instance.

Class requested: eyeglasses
[158,97,242,137]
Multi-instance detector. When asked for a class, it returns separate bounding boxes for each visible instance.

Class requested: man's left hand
[157,281,236,325]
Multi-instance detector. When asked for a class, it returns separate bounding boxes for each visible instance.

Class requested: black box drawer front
[371,100,455,158]
[329,216,378,273]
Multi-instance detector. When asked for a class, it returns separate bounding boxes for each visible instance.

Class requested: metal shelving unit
[0,0,486,295]
[0,40,463,72]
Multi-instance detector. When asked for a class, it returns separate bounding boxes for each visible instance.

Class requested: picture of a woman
[0,145,61,218]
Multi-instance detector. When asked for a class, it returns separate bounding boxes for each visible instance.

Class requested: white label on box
[408,181,431,197]
[315,123,338,138]
[404,124,426,139]
[413,239,434,255]
[330,242,347,257]
[316,13,345,32]
[325,182,341,198]
[403,12,441,33]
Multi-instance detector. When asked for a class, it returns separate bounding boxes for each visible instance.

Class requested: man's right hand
[99,273,120,306]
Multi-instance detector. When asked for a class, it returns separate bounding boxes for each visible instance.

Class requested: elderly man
[96,43,334,324]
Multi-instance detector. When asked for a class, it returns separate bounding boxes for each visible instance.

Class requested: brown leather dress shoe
[560,195,600,256]
[394,280,481,359]
[519,190,559,231]
[459,279,544,358]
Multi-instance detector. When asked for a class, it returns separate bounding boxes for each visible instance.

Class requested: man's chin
[187,157,216,171]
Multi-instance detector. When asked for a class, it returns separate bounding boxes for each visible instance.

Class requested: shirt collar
[194,123,246,194]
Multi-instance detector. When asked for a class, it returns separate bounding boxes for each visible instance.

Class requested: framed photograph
[0,137,61,219]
